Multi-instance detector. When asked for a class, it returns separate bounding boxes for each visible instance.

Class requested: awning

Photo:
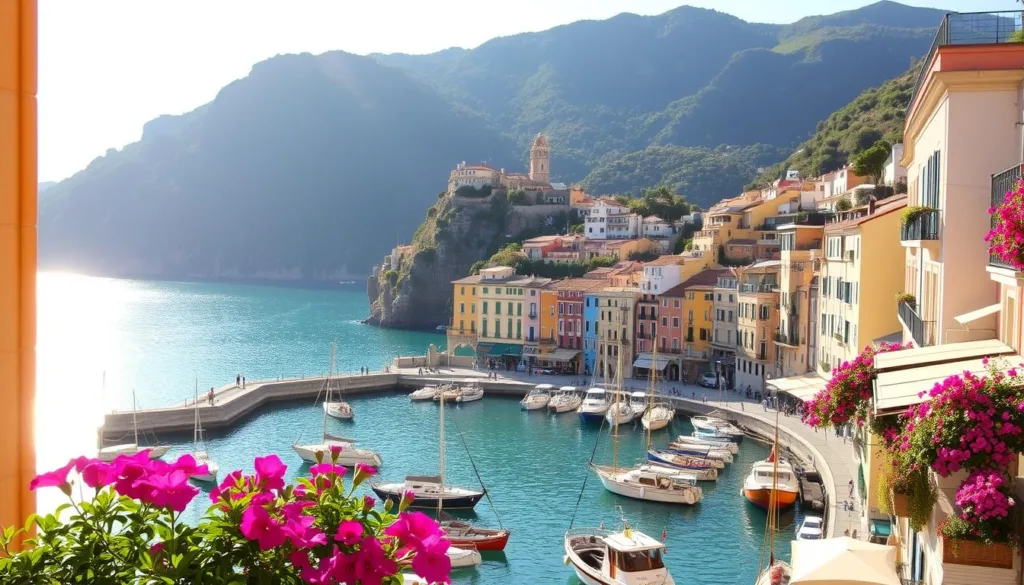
[873,338,1013,372]
[543,349,581,362]
[766,372,827,402]
[790,537,900,585]
[874,352,1024,413]
[633,353,669,370]
[475,342,494,356]
[955,302,1001,325]
[485,343,522,358]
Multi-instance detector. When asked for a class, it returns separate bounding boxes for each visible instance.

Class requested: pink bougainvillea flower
[329,444,344,460]
[310,463,347,478]
[335,519,365,546]
[412,536,452,584]
[351,536,399,585]
[138,468,200,512]
[363,495,376,511]
[353,462,378,487]
[385,511,445,551]
[29,460,77,491]
[254,454,286,491]
[240,503,287,551]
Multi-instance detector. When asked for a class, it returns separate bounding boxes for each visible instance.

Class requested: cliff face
[365,192,571,329]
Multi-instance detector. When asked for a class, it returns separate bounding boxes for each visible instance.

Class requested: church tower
[529,133,551,185]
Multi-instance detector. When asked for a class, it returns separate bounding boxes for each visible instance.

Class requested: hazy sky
[39,0,1021,182]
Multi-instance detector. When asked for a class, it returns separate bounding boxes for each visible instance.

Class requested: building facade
[735,261,780,393]
[595,287,639,382]
[711,272,739,388]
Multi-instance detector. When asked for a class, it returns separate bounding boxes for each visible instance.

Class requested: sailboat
[98,387,170,462]
[754,411,794,585]
[371,392,485,509]
[641,344,675,431]
[322,342,354,421]
[591,343,702,505]
[564,511,676,585]
[190,379,219,483]
[293,347,382,467]
[548,386,582,414]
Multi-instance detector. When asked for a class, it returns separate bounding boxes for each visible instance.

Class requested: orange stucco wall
[0,0,37,540]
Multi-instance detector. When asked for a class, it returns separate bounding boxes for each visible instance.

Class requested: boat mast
[323,341,336,440]
[132,389,139,446]
[613,334,623,473]
[193,378,199,448]
[646,341,658,452]
[438,391,446,516]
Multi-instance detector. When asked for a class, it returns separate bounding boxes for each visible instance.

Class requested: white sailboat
[190,380,219,483]
[549,386,582,414]
[628,391,649,417]
[604,397,636,426]
[409,384,442,401]
[520,384,553,410]
[98,387,170,462]
[455,379,484,403]
[592,344,702,505]
[674,434,739,454]
[322,343,354,421]
[640,345,674,431]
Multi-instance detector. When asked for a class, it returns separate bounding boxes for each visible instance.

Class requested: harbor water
[38,273,799,585]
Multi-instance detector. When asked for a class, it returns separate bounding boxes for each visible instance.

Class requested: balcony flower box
[890,491,910,518]
[943,539,1014,569]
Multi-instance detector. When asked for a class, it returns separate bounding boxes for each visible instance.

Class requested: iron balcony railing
[773,331,798,347]
[991,162,1023,270]
[900,208,940,241]
[739,283,777,293]
[910,11,1024,115]
[898,300,935,348]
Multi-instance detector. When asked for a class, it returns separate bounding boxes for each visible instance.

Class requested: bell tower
[529,133,550,185]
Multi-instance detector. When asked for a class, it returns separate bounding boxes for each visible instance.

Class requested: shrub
[835,198,853,212]
[900,205,935,227]
[0,450,451,584]
[454,185,492,198]
[627,251,660,262]
[894,292,915,307]
[986,179,1024,270]
[506,189,529,205]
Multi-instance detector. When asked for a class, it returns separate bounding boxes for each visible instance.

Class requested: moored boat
[409,385,441,401]
[549,386,582,413]
[666,442,734,463]
[628,391,648,417]
[675,433,739,454]
[742,447,799,509]
[577,388,611,423]
[446,545,482,568]
[441,517,511,551]
[591,463,702,505]
[98,389,170,462]
[455,381,484,403]
[690,415,745,441]
[645,450,718,481]
[604,400,636,426]
[641,402,675,431]
[293,433,383,467]
[521,384,553,410]
[564,525,676,585]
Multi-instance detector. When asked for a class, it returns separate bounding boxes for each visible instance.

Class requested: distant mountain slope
[40,1,946,280]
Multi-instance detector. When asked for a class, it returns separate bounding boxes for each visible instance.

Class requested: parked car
[698,372,718,388]
[797,516,823,540]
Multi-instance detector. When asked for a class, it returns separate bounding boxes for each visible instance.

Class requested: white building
[639,255,688,294]
[584,198,631,239]
[641,216,675,239]
[882,143,907,187]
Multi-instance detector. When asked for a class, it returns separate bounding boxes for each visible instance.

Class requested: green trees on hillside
[852,140,891,184]
[610,186,692,222]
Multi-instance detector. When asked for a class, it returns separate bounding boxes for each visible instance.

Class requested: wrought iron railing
[900,208,940,241]
[898,300,935,347]
[991,162,1023,269]
[910,11,1024,115]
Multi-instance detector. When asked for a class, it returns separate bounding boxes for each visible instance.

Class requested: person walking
[242,376,246,389]
[208,387,215,405]
[236,374,241,387]
[848,479,855,498]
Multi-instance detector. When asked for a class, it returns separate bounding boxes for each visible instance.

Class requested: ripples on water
[38,274,801,585]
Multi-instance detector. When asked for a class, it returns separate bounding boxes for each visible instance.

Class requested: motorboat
[742,447,799,509]
[409,385,440,401]
[577,388,611,423]
[190,381,219,483]
[455,379,484,403]
[591,463,702,505]
[442,517,511,551]
[605,400,636,426]
[641,402,675,431]
[628,391,649,417]
[521,384,553,410]
[667,442,734,464]
[644,450,719,481]
[293,433,383,467]
[690,415,745,441]
[372,474,485,509]
[797,516,824,541]
[446,545,482,568]
[549,386,582,414]
[675,433,739,454]
[564,524,676,585]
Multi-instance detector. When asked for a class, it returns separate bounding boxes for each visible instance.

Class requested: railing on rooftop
[910,11,1024,116]
[900,208,940,241]
[990,162,1023,270]
[759,212,834,231]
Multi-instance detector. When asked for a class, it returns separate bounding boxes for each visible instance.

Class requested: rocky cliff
[365,191,572,329]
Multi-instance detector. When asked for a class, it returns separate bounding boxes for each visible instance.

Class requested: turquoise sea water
[37,273,797,585]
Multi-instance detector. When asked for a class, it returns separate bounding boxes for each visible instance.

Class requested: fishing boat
[644,451,718,481]
[549,386,582,414]
[441,516,511,551]
[521,384,553,410]
[409,385,441,401]
[98,388,170,462]
[604,399,636,426]
[577,388,611,423]
[564,523,676,585]
[675,433,739,454]
[455,379,484,403]
[742,446,799,509]
[754,411,794,585]
[371,393,484,509]
[667,442,734,464]
[190,380,219,483]
[690,415,745,441]
[641,402,675,431]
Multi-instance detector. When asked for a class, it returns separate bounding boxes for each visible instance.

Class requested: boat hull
[592,466,701,505]
[324,403,354,420]
[521,399,548,411]
[371,486,485,510]
[447,546,482,568]
[578,410,607,423]
[292,443,382,467]
[564,532,676,585]
[645,453,719,480]
[642,416,672,431]
[743,487,799,509]
[97,444,170,462]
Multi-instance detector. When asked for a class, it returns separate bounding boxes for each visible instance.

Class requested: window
[705,293,713,301]
[577,319,582,336]
[517,303,522,317]
[559,321,564,334]
[700,329,708,341]
[516,321,521,339]
[662,317,667,326]
[460,286,465,295]
[662,299,667,307]
[673,300,680,308]
[672,337,679,349]
[673,317,679,327]
[717,293,722,301]
[531,290,537,297]
[495,320,501,338]
[728,310,733,322]
[507,302,512,315]
[530,302,536,314]
[508,319,513,339]
[483,287,488,294]
[459,302,465,314]
[472,287,476,295]
[482,302,488,315]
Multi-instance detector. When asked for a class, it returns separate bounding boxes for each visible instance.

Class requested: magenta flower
[350,536,398,585]
[363,495,376,511]
[412,536,452,584]
[310,463,347,478]
[254,454,286,491]
[29,460,77,491]
[335,519,365,546]
[385,511,445,552]
[240,504,287,551]
[138,469,200,512]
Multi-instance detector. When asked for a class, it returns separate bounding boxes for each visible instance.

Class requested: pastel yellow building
[818,197,906,374]
[471,267,550,368]
[676,270,725,381]
[450,276,480,335]
[540,286,558,346]
[774,223,823,377]
[735,260,780,393]
[595,287,639,381]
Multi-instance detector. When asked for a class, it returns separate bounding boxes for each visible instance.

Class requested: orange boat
[742,447,799,509]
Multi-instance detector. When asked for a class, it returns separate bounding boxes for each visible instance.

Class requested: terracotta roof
[727,239,756,246]
[452,275,484,284]
[661,269,729,297]
[825,195,908,232]
[554,278,611,292]
[643,255,687,266]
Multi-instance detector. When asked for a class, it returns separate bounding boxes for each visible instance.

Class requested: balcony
[900,208,939,244]
[528,310,537,318]
[990,163,1023,271]
[898,300,936,348]
[773,328,800,348]
[658,346,682,355]
[739,283,777,294]
[910,11,1024,117]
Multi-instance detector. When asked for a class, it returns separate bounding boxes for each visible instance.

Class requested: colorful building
[735,260,780,393]
[473,267,550,369]
[553,279,608,373]
[711,271,739,388]
[595,287,639,382]
[677,270,723,381]
[583,291,601,377]
[818,197,906,373]
[774,222,823,377]
[520,278,553,367]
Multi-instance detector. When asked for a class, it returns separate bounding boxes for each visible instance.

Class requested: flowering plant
[803,342,908,429]
[0,448,451,584]
[942,468,1018,545]
[896,361,1024,477]
[986,179,1024,271]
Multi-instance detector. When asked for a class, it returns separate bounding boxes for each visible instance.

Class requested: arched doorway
[667,363,680,382]
[452,344,476,357]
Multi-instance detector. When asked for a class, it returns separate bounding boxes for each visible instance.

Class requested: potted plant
[986,179,1024,271]
[941,469,1017,568]
[803,342,907,430]
[0,449,452,584]
[894,292,915,308]
[900,205,936,227]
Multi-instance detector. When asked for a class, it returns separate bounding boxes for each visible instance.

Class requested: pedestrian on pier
[236,374,241,387]
[848,479,855,498]
[208,387,215,405]
[242,376,246,388]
